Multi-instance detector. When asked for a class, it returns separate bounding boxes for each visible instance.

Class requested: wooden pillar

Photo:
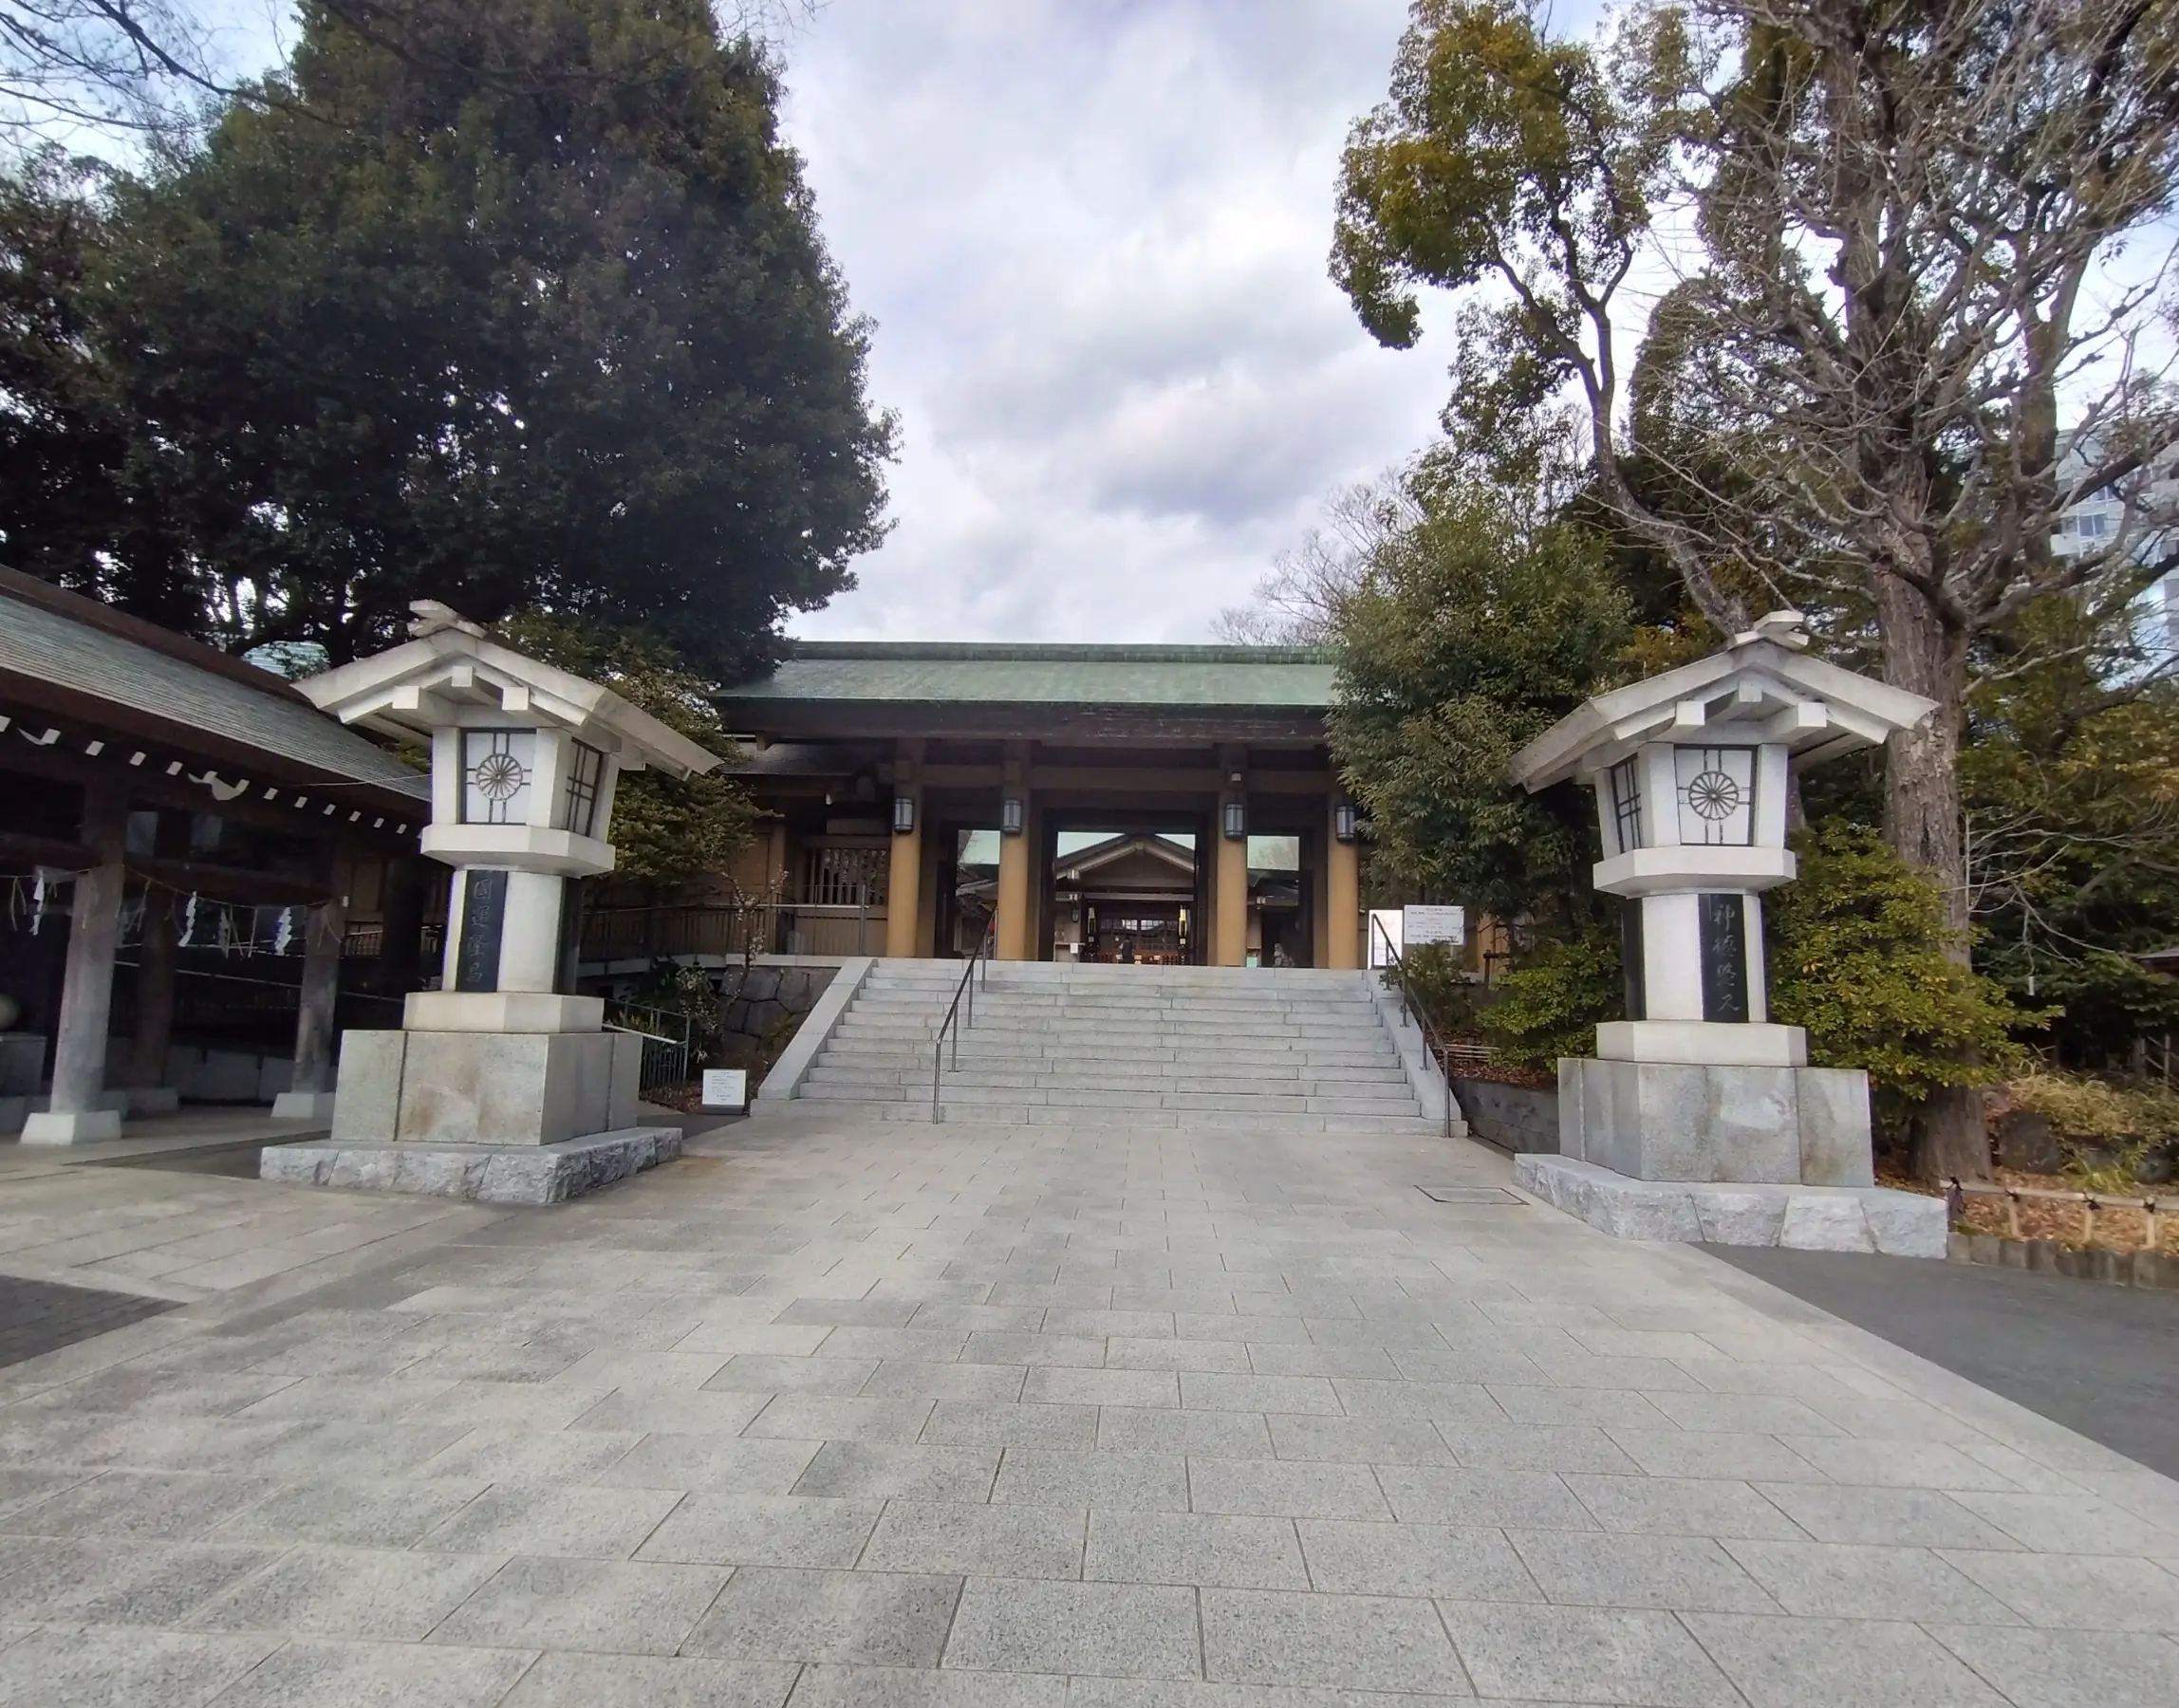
[122,888,177,1092]
[996,741,1033,959]
[1326,797,1362,971]
[25,785,129,1142]
[287,897,347,1099]
[377,855,427,996]
[1214,747,1248,966]
[885,739,924,958]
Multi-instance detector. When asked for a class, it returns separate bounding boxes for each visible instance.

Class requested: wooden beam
[0,676,428,826]
[0,705,421,849]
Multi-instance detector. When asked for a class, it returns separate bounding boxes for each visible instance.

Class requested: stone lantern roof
[1509,612,1937,793]
[295,603,721,779]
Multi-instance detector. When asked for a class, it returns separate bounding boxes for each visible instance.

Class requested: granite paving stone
[990,1447,1191,1512]
[1508,1528,1781,1612]
[496,1652,802,1708]
[419,1483,685,1559]
[1199,1586,1473,1693]
[193,1636,538,1707]
[1187,1456,1392,1519]
[1438,1598,1741,1705]
[636,1492,884,1567]
[8,1087,2179,1708]
[1933,1547,2179,1630]
[943,1577,1201,1679]
[1294,1518,1538,1600]
[0,1467,282,1538]
[1749,1483,2022,1550]
[792,1441,1002,1502]
[1719,1539,2024,1623]
[1925,1623,2179,1708]
[864,1361,1033,1402]
[0,1624,279,1708]
[1084,1508,1309,1588]
[426,1553,731,1654]
[1681,1611,2013,1708]
[1095,1405,1273,1457]
[187,1543,506,1640]
[208,1476,492,1547]
[597,1435,822,1494]
[861,1496,1087,1577]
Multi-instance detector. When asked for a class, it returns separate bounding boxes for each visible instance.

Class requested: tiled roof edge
[776,640,1336,666]
[0,566,310,706]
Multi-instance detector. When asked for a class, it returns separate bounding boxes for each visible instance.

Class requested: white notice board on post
[699,1068,749,1113]
[1403,904,1466,948]
[1367,909,1403,968]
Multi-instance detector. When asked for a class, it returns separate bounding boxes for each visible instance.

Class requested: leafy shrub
[1384,940,1479,1037]
[2006,1068,2158,1142]
[1768,826,2030,1116]
[1477,931,1623,1068]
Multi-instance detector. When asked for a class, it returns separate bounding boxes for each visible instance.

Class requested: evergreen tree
[55,0,891,675]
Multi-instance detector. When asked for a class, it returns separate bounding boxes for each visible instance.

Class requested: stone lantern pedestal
[1504,613,1951,1255]
[258,604,721,1204]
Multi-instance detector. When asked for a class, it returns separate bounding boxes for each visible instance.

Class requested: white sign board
[1367,909,1404,969]
[1403,904,1465,947]
[699,1068,748,1112]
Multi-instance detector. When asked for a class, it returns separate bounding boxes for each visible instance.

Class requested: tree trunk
[1873,572,1991,1181]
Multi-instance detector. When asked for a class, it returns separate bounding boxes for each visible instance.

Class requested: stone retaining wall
[720,963,837,1057]
[1452,1076,1559,1153]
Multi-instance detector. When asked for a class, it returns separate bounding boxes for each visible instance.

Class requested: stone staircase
[787,960,1438,1130]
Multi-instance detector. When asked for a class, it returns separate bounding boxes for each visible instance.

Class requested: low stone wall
[1949,1232,2179,1290]
[1453,1076,1559,1153]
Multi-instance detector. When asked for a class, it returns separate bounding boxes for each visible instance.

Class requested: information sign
[1403,904,1466,947]
[699,1068,749,1112]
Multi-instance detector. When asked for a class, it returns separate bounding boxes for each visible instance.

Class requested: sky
[178,0,1620,647]
[773,0,1509,645]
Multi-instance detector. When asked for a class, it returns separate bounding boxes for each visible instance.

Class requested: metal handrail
[932,919,996,1123]
[1371,915,1458,1141]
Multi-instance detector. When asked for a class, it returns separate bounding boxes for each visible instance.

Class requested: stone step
[814,1041,1394,1068]
[797,1082,1421,1114]
[804,1067,1412,1093]
[778,1099,1441,1133]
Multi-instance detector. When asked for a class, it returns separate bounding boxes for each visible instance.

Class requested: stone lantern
[261,603,722,1203]
[1504,612,1950,1253]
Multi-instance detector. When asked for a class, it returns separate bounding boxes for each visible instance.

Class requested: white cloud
[776,0,1468,643]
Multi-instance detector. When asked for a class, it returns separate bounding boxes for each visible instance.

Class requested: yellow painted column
[1327,801,1362,970]
[885,740,923,958]
[996,743,1033,959]
[1215,829,1247,966]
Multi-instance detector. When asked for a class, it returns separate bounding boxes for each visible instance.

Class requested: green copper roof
[720,642,1338,709]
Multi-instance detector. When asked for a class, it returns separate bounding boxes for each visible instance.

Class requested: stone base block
[260,1124,682,1205]
[331,1029,642,1147]
[270,1090,338,1121]
[1596,1021,1808,1067]
[1516,1153,1946,1258]
[20,1106,123,1144]
[1558,1056,1873,1186]
[119,1086,180,1116]
[402,991,603,1034]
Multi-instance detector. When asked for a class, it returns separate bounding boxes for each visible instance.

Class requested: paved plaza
[1,1110,2176,1708]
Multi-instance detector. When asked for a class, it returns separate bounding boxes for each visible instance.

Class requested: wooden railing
[1946,1177,2169,1251]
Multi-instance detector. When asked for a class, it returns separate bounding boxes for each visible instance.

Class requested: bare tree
[0,0,823,143]
[1214,473,1421,644]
